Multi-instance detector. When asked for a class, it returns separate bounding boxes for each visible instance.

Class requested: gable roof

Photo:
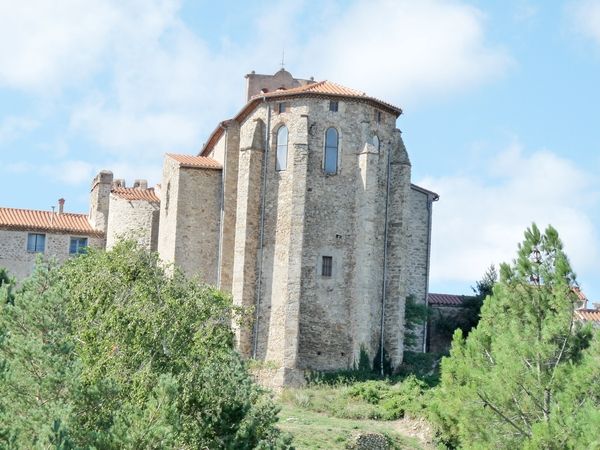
[111,187,160,202]
[200,79,402,156]
[166,153,222,170]
[0,207,102,236]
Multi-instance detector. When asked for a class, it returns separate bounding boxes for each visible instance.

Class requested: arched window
[276,126,288,171]
[372,135,380,151]
[324,127,338,174]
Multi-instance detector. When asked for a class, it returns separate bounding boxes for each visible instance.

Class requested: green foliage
[432,224,600,449]
[0,242,291,449]
[395,351,440,386]
[0,260,78,449]
[0,267,15,304]
[404,295,429,350]
[433,265,497,345]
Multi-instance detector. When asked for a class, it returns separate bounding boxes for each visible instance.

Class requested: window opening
[276,126,288,171]
[27,233,45,253]
[324,127,338,174]
[329,100,339,112]
[322,256,333,277]
[70,237,88,255]
[278,102,286,114]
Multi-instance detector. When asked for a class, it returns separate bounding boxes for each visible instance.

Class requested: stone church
[0,69,438,386]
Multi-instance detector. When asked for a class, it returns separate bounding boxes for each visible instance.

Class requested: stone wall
[89,170,113,245]
[0,229,103,280]
[157,155,222,282]
[106,195,160,251]
[406,187,434,351]
[245,69,314,101]
[228,96,416,377]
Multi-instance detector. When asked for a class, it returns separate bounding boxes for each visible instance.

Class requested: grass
[276,375,436,449]
[278,403,424,450]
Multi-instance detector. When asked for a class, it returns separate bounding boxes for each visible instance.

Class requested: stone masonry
[159,69,438,385]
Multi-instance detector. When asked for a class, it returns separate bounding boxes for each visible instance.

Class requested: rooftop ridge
[0,206,103,236]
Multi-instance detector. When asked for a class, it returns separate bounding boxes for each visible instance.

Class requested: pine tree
[432,224,599,449]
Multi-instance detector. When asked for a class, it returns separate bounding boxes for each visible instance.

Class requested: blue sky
[1,0,599,300]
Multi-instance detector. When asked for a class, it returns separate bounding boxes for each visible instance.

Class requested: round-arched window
[324,127,338,174]
[276,126,288,171]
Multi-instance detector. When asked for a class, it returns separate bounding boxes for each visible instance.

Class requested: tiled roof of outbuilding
[0,207,102,236]
[111,187,160,202]
[428,293,471,306]
[576,309,600,324]
[166,153,222,170]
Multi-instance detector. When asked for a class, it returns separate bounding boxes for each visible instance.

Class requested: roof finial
[280,48,285,70]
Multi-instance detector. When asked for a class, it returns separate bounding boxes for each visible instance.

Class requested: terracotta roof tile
[428,293,471,306]
[258,80,366,98]
[0,207,102,236]
[576,309,600,324]
[111,187,160,202]
[166,153,222,170]
[256,80,401,114]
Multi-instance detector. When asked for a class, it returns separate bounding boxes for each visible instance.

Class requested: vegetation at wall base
[0,242,291,449]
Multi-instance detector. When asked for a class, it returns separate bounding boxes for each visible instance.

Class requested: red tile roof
[576,309,600,324]
[0,207,102,236]
[257,80,401,114]
[428,293,471,306]
[111,187,160,202]
[166,153,222,170]
[200,79,402,156]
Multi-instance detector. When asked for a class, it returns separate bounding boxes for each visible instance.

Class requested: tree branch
[477,392,531,437]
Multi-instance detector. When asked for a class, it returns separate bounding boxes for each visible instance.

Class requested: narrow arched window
[324,127,338,174]
[276,126,288,171]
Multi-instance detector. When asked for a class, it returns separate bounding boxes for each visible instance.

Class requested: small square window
[27,233,45,253]
[278,102,287,114]
[322,256,333,277]
[329,101,339,112]
[70,237,88,255]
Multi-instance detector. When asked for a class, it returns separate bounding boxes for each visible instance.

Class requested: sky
[0,0,599,300]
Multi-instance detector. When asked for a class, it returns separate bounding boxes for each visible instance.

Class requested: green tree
[460,264,498,334]
[0,242,291,449]
[432,224,598,449]
[0,260,78,448]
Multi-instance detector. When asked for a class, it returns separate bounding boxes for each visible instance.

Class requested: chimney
[58,198,65,214]
[133,179,148,189]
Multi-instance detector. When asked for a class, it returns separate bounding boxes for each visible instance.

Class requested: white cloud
[0,0,511,158]
[570,0,600,46]
[420,142,600,284]
[298,0,512,106]
[3,159,94,185]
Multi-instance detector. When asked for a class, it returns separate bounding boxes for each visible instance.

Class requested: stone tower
[89,170,113,244]
[157,70,437,386]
